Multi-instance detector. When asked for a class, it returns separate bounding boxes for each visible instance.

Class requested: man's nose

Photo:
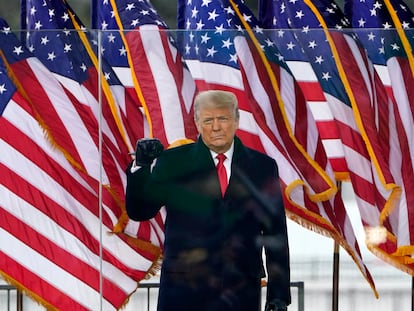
[212,118,221,129]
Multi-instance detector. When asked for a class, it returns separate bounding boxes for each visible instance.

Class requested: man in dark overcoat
[126,90,291,311]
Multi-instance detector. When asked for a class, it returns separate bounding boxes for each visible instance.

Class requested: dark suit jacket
[126,136,290,311]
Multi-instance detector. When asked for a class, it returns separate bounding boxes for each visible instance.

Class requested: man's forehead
[199,106,232,116]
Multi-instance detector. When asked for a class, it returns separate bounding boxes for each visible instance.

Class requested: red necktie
[216,154,228,196]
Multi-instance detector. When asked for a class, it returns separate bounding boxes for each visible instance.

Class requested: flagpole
[411,276,414,311]
[97,29,104,311]
[332,181,342,311]
[332,241,340,311]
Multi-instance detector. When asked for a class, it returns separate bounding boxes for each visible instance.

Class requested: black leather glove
[264,300,287,311]
[134,138,164,166]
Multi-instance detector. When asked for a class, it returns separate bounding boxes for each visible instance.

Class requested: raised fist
[134,138,164,166]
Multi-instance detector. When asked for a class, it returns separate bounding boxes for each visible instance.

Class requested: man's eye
[203,119,213,125]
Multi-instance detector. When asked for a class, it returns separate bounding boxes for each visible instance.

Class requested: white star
[140,9,149,15]
[2,26,11,34]
[358,18,366,27]
[264,38,275,47]
[208,9,219,21]
[47,51,56,61]
[196,19,205,30]
[48,9,55,19]
[191,6,199,18]
[131,19,139,27]
[206,46,217,57]
[126,3,135,11]
[222,38,233,49]
[104,72,111,80]
[63,43,72,53]
[243,13,252,23]
[62,12,70,22]
[308,41,317,49]
[391,43,400,51]
[186,18,191,29]
[119,46,127,56]
[315,55,324,64]
[223,6,235,15]
[0,84,7,94]
[189,31,195,42]
[30,6,37,15]
[322,72,331,80]
[373,1,382,9]
[383,22,392,30]
[201,0,212,7]
[40,36,49,45]
[215,24,225,35]
[235,24,244,32]
[229,53,238,63]
[107,33,116,43]
[287,41,296,50]
[253,25,263,34]
[295,10,305,19]
[80,63,87,71]
[185,43,191,54]
[276,52,284,61]
[101,20,109,30]
[200,32,210,44]
[367,32,375,41]
[34,20,42,30]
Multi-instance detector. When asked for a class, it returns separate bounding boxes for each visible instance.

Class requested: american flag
[259,0,348,177]
[227,0,377,296]
[21,0,166,270]
[107,0,199,147]
[21,0,132,201]
[0,19,160,310]
[176,0,340,199]
[345,0,414,274]
[91,0,150,143]
[20,0,163,247]
[265,1,398,217]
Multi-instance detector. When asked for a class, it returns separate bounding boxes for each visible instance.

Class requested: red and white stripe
[122,24,199,146]
[11,56,129,200]
[371,57,414,270]
[286,61,348,176]
[0,92,158,310]
[328,32,400,221]
[235,37,336,197]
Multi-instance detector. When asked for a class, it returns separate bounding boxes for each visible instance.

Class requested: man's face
[196,104,239,154]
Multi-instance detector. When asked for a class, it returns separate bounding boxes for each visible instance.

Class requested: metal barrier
[0,284,22,311]
[0,282,304,311]
[137,281,305,311]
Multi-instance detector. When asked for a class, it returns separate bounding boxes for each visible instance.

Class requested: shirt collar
[210,141,234,162]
